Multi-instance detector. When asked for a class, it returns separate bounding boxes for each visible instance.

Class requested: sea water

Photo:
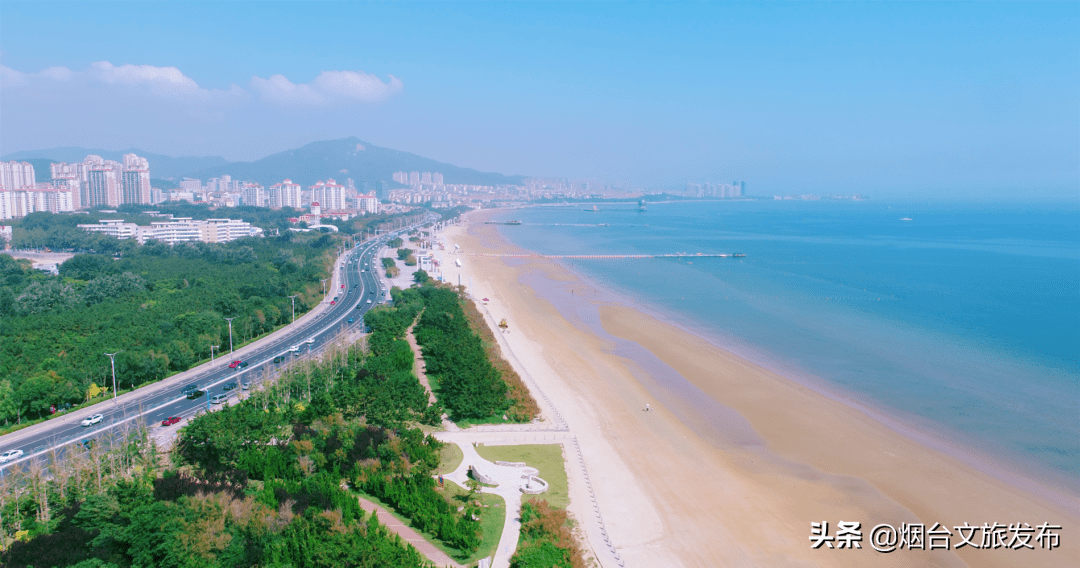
[488,200,1080,486]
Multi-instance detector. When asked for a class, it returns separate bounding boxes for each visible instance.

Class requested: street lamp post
[288,295,300,323]
[104,351,122,402]
[224,317,236,354]
[210,345,219,363]
[320,278,328,294]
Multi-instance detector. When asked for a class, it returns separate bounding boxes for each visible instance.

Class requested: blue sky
[1,1,1077,199]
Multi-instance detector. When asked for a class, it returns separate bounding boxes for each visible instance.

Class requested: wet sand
[438,210,1078,568]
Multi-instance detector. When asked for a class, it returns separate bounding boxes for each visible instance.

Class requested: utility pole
[104,351,122,402]
[224,317,236,354]
[289,295,300,323]
[210,345,219,363]
[320,278,329,294]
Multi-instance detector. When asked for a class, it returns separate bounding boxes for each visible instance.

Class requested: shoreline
[528,246,1080,507]
[438,209,1078,567]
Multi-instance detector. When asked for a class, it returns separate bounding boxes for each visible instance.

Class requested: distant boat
[901,217,913,221]
[505,220,522,225]
[584,205,599,211]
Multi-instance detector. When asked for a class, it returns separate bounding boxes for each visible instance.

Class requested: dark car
[187,389,206,400]
[347,318,354,323]
[273,356,284,364]
[180,384,199,395]
[223,382,238,391]
[239,361,249,369]
[161,416,181,426]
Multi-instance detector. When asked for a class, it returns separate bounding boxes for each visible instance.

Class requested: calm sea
[488,200,1080,485]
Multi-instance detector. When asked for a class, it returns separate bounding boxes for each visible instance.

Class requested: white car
[0,449,24,463]
[304,337,315,344]
[289,345,300,353]
[210,394,228,405]
[80,414,104,427]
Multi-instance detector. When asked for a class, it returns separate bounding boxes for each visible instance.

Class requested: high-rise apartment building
[87,166,122,208]
[432,172,444,185]
[309,179,348,210]
[356,193,379,214]
[408,171,420,185]
[269,179,303,209]
[121,153,151,205]
[0,161,35,190]
[241,183,267,207]
[421,172,432,184]
[50,163,82,210]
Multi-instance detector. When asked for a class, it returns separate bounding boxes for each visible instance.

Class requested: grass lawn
[474,443,569,509]
[438,482,505,565]
[438,441,464,475]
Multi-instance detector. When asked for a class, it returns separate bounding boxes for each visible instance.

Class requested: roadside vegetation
[0,293,496,567]
[0,229,339,433]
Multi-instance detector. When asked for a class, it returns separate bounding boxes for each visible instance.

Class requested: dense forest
[0,230,338,428]
[412,285,539,422]
[0,284,484,567]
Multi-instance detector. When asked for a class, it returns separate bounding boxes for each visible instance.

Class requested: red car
[341,284,345,289]
[330,300,336,305]
[161,416,181,426]
[228,360,241,369]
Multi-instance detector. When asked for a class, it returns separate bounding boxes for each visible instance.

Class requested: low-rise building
[77,217,262,245]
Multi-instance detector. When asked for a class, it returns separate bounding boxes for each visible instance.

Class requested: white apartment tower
[121,153,151,205]
[309,179,347,210]
[0,161,35,190]
[269,179,303,209]
[51,162,83,210]
[241,183,267,207]
[86,165,122,208]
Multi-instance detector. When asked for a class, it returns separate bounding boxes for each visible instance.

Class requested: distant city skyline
[1,2,1077,200]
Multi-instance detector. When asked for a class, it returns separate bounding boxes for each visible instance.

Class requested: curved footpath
[392,256,625,568]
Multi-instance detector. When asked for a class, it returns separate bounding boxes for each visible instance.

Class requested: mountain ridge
[4,137,525,188]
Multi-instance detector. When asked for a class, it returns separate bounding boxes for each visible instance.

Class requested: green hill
[183,137,524,187]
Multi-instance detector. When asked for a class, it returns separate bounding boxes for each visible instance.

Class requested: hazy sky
[1,1,1077,199]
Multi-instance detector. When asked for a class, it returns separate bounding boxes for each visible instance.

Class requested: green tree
[0,379,17,425]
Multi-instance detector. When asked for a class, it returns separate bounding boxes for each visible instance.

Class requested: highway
[0,218,434,472]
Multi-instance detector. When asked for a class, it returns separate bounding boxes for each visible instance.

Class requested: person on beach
[645,403,650,412]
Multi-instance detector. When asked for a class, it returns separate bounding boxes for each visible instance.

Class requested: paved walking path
[357,496,464,568]
[405,317,439,405]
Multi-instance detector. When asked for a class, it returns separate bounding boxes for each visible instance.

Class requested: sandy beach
[435,210,1078,568]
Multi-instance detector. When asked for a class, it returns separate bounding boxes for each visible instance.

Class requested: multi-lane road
[0,222,430,472]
